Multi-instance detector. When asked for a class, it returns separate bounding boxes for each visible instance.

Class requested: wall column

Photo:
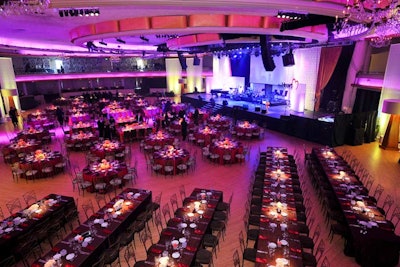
[0,58,20,121]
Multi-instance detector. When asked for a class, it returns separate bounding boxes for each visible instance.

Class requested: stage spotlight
[99,40,107,46]
[139,36,149,42]
[79,9,83,16]
[116,38,126,44]
[64,10,68,17]
[59,10,63,17]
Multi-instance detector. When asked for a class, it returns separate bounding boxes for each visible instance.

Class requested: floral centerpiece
[17,138,27,146]
[34,149,46,161]
[99,159,111,170]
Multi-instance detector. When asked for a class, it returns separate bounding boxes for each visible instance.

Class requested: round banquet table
[70,122,97,133]
[207,115,231,130]
[19,151,63,179]
[115,116,137,126]
[145,131,174,147]
[16,128,50,141]
[2,140,41,164]
[235,121,260,138]
[90,140,125,159]
[66,133,98,150]
[209,139,244,164]
[82,160,128,192]
[153,147,190,175]
[69,113,91,123]
[27,116,54,129]
[194,127,221,147]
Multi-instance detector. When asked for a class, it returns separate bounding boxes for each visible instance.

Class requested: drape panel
[314,46,342,111]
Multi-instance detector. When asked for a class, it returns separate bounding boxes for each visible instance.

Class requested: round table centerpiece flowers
[17,138,27,146]
[99,159,111,170]
[34,149,46,160]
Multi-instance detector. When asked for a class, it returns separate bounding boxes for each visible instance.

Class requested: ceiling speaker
[260,35,276,72]
[282,52,295,67]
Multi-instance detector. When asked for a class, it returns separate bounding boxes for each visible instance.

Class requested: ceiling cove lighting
[58,8,99,17]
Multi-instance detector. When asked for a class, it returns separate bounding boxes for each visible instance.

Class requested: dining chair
[153,211,164,235]
[95,194,110,209]
[11,163,24,183]
[302,239,326,266]
[378,194,394,215]
[104,236,122,266]
[195,248,214,267]
[6,197,22,215]
[24,166,38,182]
[170,193,178,210]
[161,203,172,225]
[163,159,174,176]
[109,175,123,197]
[373,183,385,203]
[139,229,153,252]
[22,190,37,206]
[124,246,146,267]
[239,230,256,266]
[179,185,186,204]
[0,254,16,267]
[232,249,240,267]
[216,192,233,217]
[91,254,105,267]
[81,199,95,220]
[94,176,108,194]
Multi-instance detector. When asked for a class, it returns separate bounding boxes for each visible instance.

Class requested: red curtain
[314,46,342,111]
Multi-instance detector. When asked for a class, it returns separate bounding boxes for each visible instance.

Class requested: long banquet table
[141,188,223,267]
[32,188,151,267]
[310,147,400,267]
[0,194,76,262]
[255,147,303,267]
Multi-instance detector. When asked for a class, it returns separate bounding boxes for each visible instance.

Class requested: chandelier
[0,0,50,16]
[342,0,400,47]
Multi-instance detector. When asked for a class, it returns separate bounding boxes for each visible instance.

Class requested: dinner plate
[270,223,277,228]
[189,223,197,228]
[101,222,109,228]
[359,221,367,226]
[60,249,67,256]
[66,253,75,261]
[53,253,61,260]
[280,240,288,246]
[268,242,277,249]
[5,227,13,233]
[179,237,187,243]
[180,223,188,228]
[172,252,180,259]
[281,212,288,217]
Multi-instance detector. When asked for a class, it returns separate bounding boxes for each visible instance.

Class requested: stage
[181,93,346,147]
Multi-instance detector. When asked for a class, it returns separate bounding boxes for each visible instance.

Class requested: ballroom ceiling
[0,0,353,58]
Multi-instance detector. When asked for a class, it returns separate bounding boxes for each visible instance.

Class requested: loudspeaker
[242,104,249,110]
[255,107,261,112]
[222,100,228,106]
[177,52,187,70]
[260,35,275,72]
[282,52,295,67]
[193,56,200,66]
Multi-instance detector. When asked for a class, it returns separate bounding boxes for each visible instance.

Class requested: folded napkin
[103,229,112,234]
[162,230,173,236]
[185,246,197,252]
[194,229,203,235]
[178,263,189,267]
[150,247,163,254]
[52,247,61,252]
[207,204,216,208]
[290,247,302,254]
[256,257,268,263]
[2,235,11,239]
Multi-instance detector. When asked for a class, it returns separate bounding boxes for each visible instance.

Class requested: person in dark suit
[9,106,18,128]
[181,118,188,141]
[136,111,144,123]
[104,118,111,139]
[97,117,105,139]
[109,116,116,138]
[193,108,200,125]
[56,107,64,128]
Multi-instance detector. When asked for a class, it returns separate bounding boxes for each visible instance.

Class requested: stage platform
[182,93,343,147]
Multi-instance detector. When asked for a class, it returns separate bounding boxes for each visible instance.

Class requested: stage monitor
[282,52,295,67]
[259,35,276,72]
[177,51,187,71]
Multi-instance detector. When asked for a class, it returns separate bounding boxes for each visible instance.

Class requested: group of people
[97,115,116,140]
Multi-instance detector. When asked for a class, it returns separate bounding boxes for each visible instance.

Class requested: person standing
[181,118,188,141]
[97,117,105,139]
[193,108,200,125]
[9,106,19,128]
[56,107,64,128]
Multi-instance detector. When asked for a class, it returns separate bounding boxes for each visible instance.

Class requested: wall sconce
[380,99,400,150]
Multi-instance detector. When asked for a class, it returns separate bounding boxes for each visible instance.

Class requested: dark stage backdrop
[320,44,355,113]
[230,54,250,86]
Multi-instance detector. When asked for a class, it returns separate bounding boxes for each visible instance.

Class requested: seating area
[0,102,399,267]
